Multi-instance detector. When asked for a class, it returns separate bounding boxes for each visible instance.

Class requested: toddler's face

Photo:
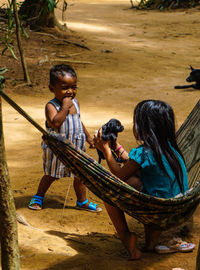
[50,73,77,101]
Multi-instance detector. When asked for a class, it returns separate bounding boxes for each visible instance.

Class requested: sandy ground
[0,0,200,269]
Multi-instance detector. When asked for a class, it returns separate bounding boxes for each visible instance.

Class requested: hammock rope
[0,90,48,136]
[0,89,200,230]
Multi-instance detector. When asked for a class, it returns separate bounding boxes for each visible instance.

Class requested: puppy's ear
[102,125,107,134]
[190,65,194,71]
[108,121,114,128]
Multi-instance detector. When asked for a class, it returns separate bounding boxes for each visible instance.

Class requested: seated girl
[94,99,189,260]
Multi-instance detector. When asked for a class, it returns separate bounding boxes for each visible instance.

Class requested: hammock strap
[0,90,48,135]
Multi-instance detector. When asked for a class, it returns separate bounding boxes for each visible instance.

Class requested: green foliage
[137,0,199,9]
[1,0,18,59]
[1,0,29,60]
[47,0,57,12]
[38,0,57,19]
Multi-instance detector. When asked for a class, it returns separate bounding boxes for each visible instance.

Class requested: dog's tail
[174,85,192,89]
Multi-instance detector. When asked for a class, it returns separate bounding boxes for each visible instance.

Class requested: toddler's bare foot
[28,195,44,210]
[29,203,41,210]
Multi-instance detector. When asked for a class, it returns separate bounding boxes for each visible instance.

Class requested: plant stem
[12,0,32,85]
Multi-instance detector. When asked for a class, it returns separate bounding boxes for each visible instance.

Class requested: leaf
[0,67,8,75]
[0,75,6,86]
[2,47,8,55]
[47,0,56,12]
[8,46,18,60]
[20,26,29,38]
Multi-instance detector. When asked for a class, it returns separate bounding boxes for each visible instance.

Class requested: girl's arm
[94,131,140,181]
[114,142,130,162]
[46,97,73,129]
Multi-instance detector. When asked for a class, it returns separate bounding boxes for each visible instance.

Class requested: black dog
[96,118,124,164]
[174,66,200,90]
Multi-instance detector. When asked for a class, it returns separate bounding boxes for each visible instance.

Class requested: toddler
[28,64,102,213]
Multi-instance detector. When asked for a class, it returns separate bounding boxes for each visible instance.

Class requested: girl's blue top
[129,145,189,198]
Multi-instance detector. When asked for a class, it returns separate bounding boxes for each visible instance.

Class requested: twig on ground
[51,59,94,64]
[14,83,30,88]
[34,32,60,39]
[56,52,83,58]
[34,32,91,50]
[62,40,90,50]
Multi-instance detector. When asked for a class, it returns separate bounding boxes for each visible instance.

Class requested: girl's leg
[104,202,142,260]
[125,170,142,191]
[144,225,162,251]
[126,176,143,191]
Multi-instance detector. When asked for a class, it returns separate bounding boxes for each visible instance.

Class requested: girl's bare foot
[144,225,161,252]
[123,232,142,260]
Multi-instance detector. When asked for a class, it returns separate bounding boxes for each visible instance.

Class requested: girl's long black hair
[134,100,185,192]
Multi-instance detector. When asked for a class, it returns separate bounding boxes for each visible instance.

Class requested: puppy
[174,66,200,90]
[96,118,124,164]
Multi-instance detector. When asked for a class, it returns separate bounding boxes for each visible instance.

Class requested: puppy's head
[101,119,124,142]
[187,66,200,82]
[97,119,124,163]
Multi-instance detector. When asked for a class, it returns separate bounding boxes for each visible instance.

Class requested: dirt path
[0,0,200,269]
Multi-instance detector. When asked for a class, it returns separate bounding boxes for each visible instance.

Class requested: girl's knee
[126,176,143,191]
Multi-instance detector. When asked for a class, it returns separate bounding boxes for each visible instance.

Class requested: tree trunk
[0,93,20,269]
[19,0,62,30]
[196,240,200,270]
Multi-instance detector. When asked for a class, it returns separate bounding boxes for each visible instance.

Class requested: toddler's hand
[87,136,95,149]
[62,97,73,108]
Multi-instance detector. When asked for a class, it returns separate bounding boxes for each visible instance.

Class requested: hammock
[0,90,200,230]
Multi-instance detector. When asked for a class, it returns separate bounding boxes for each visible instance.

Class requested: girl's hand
[113,140,120,151]
[94,129,110,152]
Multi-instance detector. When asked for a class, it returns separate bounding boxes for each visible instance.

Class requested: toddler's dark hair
[134,99,185,193]
[50,64,77,86]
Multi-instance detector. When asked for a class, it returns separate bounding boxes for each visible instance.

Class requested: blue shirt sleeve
[129,146,152,168]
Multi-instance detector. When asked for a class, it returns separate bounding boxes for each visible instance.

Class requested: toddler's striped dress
[42,98,86,178]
